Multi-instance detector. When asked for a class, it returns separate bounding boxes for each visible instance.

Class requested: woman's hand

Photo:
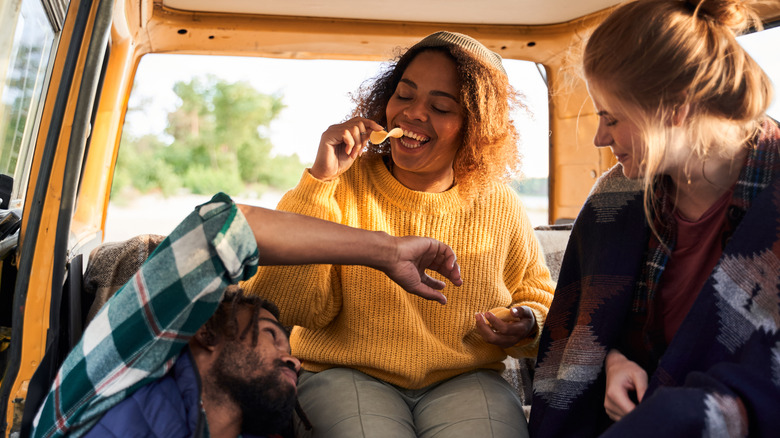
[475,306,537,349]
[604,349,647,421]
[310,117,384,181]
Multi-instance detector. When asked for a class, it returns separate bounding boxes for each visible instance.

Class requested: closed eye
[597,111,617,127]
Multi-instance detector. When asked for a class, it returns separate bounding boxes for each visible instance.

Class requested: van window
[739,25,780,119]
[106,55,550,242]
[505,60,549,226]
[0,0,60,208]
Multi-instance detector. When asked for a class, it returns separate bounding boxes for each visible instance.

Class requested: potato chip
[489,307,513,321]
[369,127,403,144]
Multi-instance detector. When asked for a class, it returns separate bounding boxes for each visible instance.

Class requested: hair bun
[685,0,756,32]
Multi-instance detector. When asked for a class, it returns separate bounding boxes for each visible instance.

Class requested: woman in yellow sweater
[243,31,555,438]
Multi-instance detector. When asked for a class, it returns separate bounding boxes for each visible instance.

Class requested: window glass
[0,0,57,209]
[106,55,550,241]
[738,25,780,120]
[505,60,549,226]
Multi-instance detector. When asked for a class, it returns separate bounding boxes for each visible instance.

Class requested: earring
[684,159,692,185]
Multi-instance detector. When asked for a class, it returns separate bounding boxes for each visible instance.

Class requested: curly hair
[200,285,285,347]
[351,42,526,200]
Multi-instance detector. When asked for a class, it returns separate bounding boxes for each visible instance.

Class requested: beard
[212,346,297,436]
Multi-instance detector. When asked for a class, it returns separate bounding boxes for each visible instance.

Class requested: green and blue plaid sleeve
[32,193,259,438]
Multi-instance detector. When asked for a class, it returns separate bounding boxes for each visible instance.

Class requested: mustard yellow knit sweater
[242,156,555,389]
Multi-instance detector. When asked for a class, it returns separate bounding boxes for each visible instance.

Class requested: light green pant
[294,368,528,438]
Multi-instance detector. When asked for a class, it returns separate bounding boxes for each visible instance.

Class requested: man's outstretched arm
[238,204,462,304]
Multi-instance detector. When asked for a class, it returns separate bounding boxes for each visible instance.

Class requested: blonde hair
[583,0,773,227]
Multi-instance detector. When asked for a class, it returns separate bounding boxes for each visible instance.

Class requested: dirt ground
[104,192,283,243]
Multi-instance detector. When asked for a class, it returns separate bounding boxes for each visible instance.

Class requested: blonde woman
[243,31,554,438]
[531,0,779,437]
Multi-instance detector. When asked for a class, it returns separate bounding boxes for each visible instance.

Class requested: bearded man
[31,193,462,438]
[79,287,298,438]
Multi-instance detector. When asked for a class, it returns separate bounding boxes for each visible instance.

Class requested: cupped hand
[310,117,384,181]
[382,236,463,305]
[475,306,536,349]
[604,349,647,421]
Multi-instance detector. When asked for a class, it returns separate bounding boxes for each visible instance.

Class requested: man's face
[212,307,300,436]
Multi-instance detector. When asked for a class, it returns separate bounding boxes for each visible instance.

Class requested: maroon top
[655,187,733,344]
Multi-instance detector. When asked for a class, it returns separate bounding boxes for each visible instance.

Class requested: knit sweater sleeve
[502,190,556,358]
[241,169,344,328]
[275,169,344,223]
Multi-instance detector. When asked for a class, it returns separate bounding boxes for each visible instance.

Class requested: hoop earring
[701,159,717,186]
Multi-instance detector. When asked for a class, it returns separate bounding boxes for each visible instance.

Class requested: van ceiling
[162,0,626,26]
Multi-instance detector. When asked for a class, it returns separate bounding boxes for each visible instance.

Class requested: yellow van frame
[3,0,780,435]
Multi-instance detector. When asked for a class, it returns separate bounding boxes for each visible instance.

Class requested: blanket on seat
[501,223,572,417]
[83,234,166,321]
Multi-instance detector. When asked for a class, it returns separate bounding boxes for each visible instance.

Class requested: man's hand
[604,349,647,421]
[383,236,463,304]
[239,205,462,304]
[475,306,536,348]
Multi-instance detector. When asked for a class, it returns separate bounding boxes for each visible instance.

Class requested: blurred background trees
[113,74,549,202]
[113,75,305,198]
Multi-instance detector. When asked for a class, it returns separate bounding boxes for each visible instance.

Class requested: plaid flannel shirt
[32,193,259,438]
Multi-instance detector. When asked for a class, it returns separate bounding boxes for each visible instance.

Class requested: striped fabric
[631,119,780,367]
[530,119,780,437]
[32,193,259,438]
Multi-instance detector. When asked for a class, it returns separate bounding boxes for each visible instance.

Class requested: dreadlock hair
[200,285,283,348]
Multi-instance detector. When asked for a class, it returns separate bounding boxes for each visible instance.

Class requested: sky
[124,26,780,181]
[739,26,780,119]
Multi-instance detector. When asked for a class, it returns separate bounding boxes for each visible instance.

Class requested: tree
[115,75,305,196]
[511,177,549,196]
[0,37,49,177]
[112,132,181,198]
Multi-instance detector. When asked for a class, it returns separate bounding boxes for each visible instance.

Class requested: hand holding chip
[475,306,537,349]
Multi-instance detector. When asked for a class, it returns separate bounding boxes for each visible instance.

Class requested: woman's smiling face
[385,50,465,192]
[590,90,646,180]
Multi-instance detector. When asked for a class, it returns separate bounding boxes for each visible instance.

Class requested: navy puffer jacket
[83,350,206,437]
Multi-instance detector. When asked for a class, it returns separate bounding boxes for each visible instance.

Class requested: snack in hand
[485,307,514,327]
[370,127,403,144]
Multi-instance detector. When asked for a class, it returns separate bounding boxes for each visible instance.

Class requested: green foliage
[181,165,243,195]
[114,75,303,197]
[263,153,307,188]
[1,42,47,177]
[112,133,181,197]
[236,138,274,183]
[510,177,549,196]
